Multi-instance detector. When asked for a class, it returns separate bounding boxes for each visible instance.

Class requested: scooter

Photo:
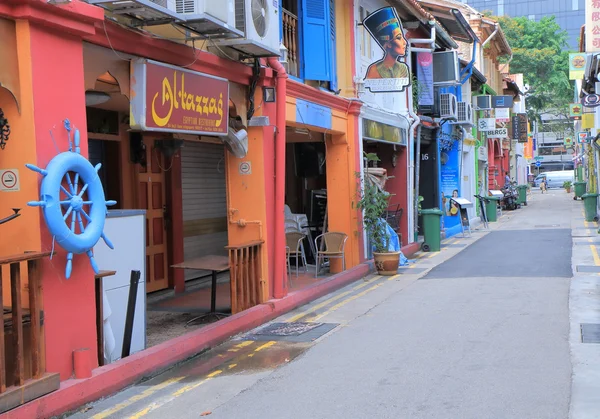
[501,183,519,210]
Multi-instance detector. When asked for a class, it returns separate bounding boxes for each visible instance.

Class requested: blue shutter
[329,0,337,91]
[301,0,331,81]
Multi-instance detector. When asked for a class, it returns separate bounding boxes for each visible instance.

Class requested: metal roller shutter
[181,141,228,281]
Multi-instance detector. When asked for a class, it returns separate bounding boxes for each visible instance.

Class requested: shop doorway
[416,133,439,234]
[137,135,169,293]
[284,128,328,285]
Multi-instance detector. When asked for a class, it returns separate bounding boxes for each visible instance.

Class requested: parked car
[535,170,574,189]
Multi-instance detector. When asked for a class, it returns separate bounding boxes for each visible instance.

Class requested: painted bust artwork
[362,7,410,92]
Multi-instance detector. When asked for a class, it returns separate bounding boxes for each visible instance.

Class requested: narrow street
[68,190,600,419]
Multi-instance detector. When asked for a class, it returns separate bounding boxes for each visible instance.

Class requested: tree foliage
[492,15,573,122]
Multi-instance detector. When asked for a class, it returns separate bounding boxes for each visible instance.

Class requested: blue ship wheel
[26,120,116,278]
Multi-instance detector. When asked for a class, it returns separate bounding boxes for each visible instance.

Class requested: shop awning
[360,105,410,146]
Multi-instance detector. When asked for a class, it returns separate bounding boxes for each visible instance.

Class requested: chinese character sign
[586,0,600,52]
[362,7,410,93]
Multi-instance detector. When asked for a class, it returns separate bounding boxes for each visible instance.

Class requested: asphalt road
[72,190,586,419]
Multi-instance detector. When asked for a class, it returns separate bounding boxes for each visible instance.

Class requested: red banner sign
[130,59,229,136]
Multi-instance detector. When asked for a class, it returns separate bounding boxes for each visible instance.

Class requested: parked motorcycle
[501,182,520,211]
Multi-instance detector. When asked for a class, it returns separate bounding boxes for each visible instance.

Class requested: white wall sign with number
[0,169,20,191]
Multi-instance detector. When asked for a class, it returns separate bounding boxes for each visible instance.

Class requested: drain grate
[534,224,561,228]
[576,265,600,273]
[581,324,600,343]
[245,322,339,342]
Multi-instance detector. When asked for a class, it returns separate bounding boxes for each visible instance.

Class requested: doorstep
[4,243,419,419]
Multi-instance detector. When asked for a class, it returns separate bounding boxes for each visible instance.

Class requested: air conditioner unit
[473,95,492,110]
[88,0,179,24]
[174,0,243,39]
[456,102,473,126]
[439,93,458,120]
[215,0,280,57]
[433,50,460,86]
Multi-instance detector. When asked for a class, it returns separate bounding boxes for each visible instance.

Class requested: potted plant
[563,180,572,193]
[356,153,400,275]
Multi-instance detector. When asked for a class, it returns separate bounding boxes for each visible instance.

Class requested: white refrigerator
[93,210,146,364]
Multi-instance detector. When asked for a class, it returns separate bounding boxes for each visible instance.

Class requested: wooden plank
[26,260,42,379]
[249,246,256,307]
[0,372,60,414]
[171,255,229,272]
[232,250,239,314]
[243,247,249,311]
[225,240,264,250]
[0,267,4,393]
[94,270,117,279]
[9,263,24,387]
[0,252,52,265]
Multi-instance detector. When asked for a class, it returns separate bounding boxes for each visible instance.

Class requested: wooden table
[95,270,116,366]
[171,255,230,325]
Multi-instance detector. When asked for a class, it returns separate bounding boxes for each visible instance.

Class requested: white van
[541,170,574,189]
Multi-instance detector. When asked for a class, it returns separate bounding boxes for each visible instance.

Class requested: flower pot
[565,188,571,193]
[373,251,400,276]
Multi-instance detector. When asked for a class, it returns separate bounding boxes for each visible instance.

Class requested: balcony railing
[282,8,299,78]
[0,251,59,414]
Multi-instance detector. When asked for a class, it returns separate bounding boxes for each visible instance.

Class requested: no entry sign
[0,169,20,191]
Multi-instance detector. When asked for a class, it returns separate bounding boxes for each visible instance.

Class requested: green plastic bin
[583,193,599,222]
[574,181,587,200]
[516,185,528,206]
[420,208,443,252]
[484,196,501,222]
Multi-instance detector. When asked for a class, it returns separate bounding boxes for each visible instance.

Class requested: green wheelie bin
[583,193,599,222]
[516,185,528,206]
[574,181,587,200]
[420,208,443,252]
[484,196,501,222]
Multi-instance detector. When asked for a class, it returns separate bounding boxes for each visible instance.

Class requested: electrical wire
[247,59,261,121]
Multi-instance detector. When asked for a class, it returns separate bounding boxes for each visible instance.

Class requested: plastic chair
[314,232,348,277]
[285,232,308,278]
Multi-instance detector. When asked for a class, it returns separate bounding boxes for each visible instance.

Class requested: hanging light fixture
[0,108,10,150]
[85,91,111,106]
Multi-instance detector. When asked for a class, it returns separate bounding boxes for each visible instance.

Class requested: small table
[171,255,230,325]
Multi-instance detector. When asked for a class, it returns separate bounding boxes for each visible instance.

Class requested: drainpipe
[460,40,479,84]
[408,22,435,242]
[267,57,287,299]
[480,23,498,78]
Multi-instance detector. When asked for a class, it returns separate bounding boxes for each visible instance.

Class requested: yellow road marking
[127,371,223,419]
[591,245,600,266]
[91,376,186,419]
[286,279,376,322]
[254,341,277,352]
[228,340,254,352]
[306,282,386,322]
[228,363,237,369]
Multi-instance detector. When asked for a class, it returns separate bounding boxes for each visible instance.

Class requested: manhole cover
[245,322,339,342]
[576,265,600,273]
[581,324,600,343]
[255,322,322,336]
[534,224,560,228]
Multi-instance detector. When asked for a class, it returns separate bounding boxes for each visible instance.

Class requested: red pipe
[267,57,288,299]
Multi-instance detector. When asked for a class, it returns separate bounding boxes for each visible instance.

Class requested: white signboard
[495,108,510,122]
[0,169,20,191]
[478,118,497,132]
[238,161,252,175]
[477,146,488,162]
[486,128,508,138]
